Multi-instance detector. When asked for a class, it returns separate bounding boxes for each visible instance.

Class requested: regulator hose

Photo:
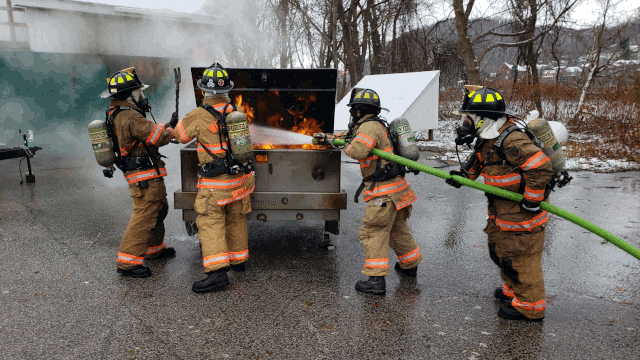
[333,139,640,261]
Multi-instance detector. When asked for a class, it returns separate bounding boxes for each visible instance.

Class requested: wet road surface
[1,151,639,359]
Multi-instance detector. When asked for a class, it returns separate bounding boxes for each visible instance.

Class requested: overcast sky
[77,0,638,27]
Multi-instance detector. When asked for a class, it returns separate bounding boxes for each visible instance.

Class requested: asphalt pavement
[1,150,639,360]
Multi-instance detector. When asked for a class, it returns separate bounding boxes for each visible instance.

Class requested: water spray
[249,124,312,146]
[331,138,640,261]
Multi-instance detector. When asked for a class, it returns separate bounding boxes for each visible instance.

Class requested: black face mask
[349,107,360,120]
[348,107,361,131]
[455,116,477,146]
[135,97,151,112]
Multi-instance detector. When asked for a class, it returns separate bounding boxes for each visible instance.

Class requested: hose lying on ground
[332,138,640,261]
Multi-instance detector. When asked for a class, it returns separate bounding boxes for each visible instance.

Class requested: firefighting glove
[312,133,327,145]
[556,170,573,188]
[520,198,542,213]
[445,170,465,189]
[168,112,179,129]
[312,133,337,147]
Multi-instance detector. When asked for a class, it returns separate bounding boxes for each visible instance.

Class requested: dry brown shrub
[440,76,640,162]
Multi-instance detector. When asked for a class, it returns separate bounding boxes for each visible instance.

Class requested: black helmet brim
[197,79,234,94]
[347,101,389,112]
[456,105,517,117]
[99,84,149,99]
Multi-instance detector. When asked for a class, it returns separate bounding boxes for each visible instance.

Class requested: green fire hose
[332,138,640,261]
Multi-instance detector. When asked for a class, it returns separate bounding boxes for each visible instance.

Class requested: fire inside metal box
[173,68,347,239]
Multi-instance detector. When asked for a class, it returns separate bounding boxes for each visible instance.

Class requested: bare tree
[572,0,631,122]
[547,24,566,120]
[452,0,577,85]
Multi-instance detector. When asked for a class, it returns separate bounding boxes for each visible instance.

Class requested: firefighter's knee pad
[153,199,169,230]
[488,242,500,266]
[500,257,520,284]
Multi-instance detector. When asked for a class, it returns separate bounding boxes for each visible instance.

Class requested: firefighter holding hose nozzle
[316,88,423,295]
[173,63,255,293]
[97,67,179,278]
[447,86,554,321]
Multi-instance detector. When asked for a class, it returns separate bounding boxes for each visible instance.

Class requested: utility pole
[6,0,16,42]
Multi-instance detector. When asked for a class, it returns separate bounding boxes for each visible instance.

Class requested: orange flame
[252,143,329,150]
[233,93,327,149]
[235,95,255,123]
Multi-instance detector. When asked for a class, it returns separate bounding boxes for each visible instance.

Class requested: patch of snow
[565,157,640,172]
[420,103,640,172]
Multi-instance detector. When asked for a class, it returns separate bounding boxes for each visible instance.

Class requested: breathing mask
[131,88,151,112]
[455,113,483,146]
[348,107,361,130]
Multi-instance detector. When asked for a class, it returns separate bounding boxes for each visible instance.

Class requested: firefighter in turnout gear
[100,67,179,278]
[343,88,422,295]
[447,86,554,321]
[173,63,255,293]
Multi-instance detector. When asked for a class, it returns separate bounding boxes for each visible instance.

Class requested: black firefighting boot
[192,268,230,293]
[149,247,176,260]
[355,276,386,295]
[230,263,245,272]
[117,265,151,278]
[498,303,544,322]
[394,262,417,277]
[494,287,513,301]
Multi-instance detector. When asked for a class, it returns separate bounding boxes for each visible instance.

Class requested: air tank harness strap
[198,145,230,177]
[481,126,526,197]
[353,156,406,203]
[198,102,238,177]
[351,117,406,203]
[481,126,520,168]
[106,106,160,175]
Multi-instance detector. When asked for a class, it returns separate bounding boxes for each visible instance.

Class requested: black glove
[520,198,541,213]
[168,112,179,129]
[446,170,464,189]
[556,170,572,188]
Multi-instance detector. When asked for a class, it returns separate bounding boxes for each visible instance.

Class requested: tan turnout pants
[194,188,252,273]
[359,195,423,276]
[117,178,169,270]
[485,219,546,319]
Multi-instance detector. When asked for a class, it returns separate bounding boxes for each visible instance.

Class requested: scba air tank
[88,120,115,168]
[527,118,567,175]
[389,117,419,161]
[225,111,253,165]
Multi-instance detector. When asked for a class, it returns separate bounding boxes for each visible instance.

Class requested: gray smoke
[0,0,281,190]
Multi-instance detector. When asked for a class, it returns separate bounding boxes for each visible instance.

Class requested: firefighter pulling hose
[328,102,640,263]
[315,88,423,295]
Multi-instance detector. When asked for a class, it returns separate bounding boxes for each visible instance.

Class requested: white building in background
[334,71,440,132]
[0,0,29,49]
[3,0,220,62]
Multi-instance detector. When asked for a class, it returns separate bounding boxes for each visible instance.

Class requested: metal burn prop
[175,68,345,243]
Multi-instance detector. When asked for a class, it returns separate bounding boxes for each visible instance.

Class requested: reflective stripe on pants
[117,179,168,270]
[359,195,422,276]
[195,189,252,273]
[485,218,546,319]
